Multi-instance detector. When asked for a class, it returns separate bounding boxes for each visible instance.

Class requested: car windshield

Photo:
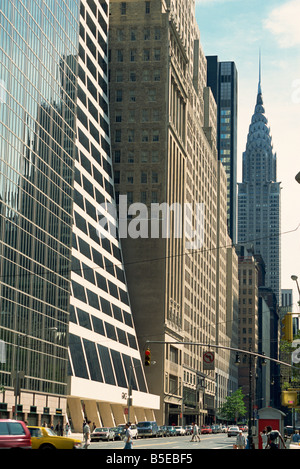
[45,428,57,436]
[138,422,151,427]
[95,428,108,431]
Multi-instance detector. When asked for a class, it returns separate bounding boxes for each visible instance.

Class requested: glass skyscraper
[0,0,159,428]
[206,56,238,244]
[0,0,79,421]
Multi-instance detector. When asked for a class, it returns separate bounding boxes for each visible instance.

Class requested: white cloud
[264,0,300,48]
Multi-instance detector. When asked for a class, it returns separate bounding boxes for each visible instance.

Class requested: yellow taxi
[28,426,82,449]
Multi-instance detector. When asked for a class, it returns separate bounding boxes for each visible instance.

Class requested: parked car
[137,421,159,438]
[157,426,166,437]
[117,423,138,439]
[227,426,240,437]
[184,425,193,435]
[111,427,124,440]
[201,425,212,434]
[28,426,82,449]
[0,420,31,449]
[211,425,221,433]
[166,426,177,436]
[174,426,186,436]
[91,427,115,442]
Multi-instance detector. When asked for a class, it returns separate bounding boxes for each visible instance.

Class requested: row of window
[112,48,161,63]
[113,68,161,83]
[114,170,159,185]
[114,128,160,143]
[68,333,147,392]
[120,1,151,15]
[115,26,161,42]
[113,149,159,164]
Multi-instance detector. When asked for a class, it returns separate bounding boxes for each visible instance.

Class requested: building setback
[109,0,238,425]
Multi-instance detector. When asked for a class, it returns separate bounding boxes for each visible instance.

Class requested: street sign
[203,351,215,370]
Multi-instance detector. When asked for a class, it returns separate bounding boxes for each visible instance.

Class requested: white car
[227,426,240,437]
[174,426,186,436]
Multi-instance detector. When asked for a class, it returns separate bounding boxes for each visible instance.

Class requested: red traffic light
[145,348,151,366]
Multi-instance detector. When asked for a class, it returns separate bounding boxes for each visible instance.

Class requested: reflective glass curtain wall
[0,1,79,396]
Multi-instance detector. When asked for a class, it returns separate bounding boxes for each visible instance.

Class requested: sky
[195,0,300,312]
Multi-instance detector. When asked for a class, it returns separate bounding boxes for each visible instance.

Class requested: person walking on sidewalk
[83,420,91,449]
[190,423,201,442]
[236,430,246,449]
[124,422,133,449]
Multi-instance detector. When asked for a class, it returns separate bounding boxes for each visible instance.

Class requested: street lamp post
[291,275,300,306]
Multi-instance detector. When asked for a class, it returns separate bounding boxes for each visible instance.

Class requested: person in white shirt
[124,422,133,449]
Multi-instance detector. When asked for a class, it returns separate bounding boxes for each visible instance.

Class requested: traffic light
[281,312,293,342]
[145,348,151,366]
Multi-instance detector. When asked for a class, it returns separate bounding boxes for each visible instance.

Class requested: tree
[218,388,247,422]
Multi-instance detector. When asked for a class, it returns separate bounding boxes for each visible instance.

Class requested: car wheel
[40,444,56,449]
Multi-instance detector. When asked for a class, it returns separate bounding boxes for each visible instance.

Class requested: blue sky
[195,0,300,308]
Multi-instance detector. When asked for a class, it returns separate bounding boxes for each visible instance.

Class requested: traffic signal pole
[145,340,298,369]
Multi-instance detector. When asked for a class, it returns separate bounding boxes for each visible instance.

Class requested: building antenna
[258,48,262,94]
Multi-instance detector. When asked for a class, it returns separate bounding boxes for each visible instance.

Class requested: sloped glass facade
[0,1,79,398]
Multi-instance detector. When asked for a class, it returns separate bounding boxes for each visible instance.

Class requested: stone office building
[108,0,238,425]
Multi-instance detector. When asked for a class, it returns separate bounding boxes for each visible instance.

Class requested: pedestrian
[266,425,286,449]
[190,423,201,442]
[65,422,71,437]
[83,420,91,449]
[124,422,133,449]
[235,430,246,449]
[260,429,268,449]
[292,430,300,443]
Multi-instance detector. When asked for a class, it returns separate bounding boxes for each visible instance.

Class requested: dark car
[0,420,31,449]
[111,427,124,440]
[137,421,159,438]
[166,426,177,436]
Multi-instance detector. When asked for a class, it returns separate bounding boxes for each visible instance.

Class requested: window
[115,129,122,142]
[152,130,159,142]
[154,49,160,61]
[144,28,150,40]
[116,89,123,102]
[128,129,134,142]
[130,29,137,40]
[121,2,126,14]
[141,172,147,183]
[130,49,136,62]
[127,171,134,183]
[117,49,123,62]
[143,49,150,61]
[142,130,149,142]
[145,1,150,14]
[129,71,136,82]
[152,171,158,183]
[116,70,123,82]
